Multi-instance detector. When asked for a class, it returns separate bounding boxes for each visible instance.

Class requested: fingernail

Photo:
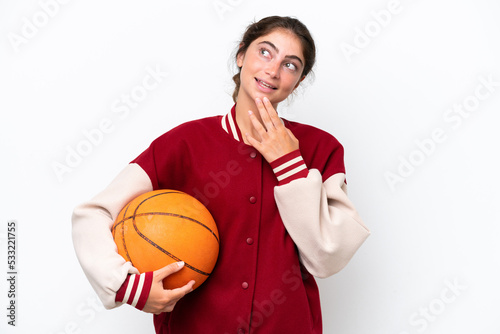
[248,110,253,115]
[177,261,185,268]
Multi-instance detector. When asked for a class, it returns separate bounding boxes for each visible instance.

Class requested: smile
[255,78,277,90]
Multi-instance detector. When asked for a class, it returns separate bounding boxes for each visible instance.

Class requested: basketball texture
[112,190,220,290]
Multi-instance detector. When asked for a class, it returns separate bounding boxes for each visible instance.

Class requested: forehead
[252,29,304,62]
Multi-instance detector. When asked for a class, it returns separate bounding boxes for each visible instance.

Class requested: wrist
[115,272,154,311]
[270,149,308,185]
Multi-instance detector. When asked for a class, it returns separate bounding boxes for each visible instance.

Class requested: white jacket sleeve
[274,169,370,278]
[72,163,153,309]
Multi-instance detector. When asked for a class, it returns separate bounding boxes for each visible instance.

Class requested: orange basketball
[112,189,219,290]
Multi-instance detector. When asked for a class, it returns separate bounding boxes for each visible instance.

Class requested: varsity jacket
[72,105,370,334]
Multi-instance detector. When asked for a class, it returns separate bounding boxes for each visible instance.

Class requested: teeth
[259,80,275,89]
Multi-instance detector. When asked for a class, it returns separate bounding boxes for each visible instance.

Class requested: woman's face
[237,29,305,106]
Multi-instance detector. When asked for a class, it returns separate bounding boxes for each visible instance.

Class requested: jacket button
[246,237,254,245]
[242,282,249,289]
[250,151,257,159]
[238,329,245,334]
[249,196,256,204]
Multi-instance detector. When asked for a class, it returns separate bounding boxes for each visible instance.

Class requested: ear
[236,43,245,68]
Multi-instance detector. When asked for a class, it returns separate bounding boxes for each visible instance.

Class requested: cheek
[242,56,261,76]
[240,66,253,85]
[283,75,301,92]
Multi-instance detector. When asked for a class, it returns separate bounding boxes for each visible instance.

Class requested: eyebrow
[258,41,304,67]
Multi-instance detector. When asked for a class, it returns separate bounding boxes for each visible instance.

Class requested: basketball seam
[117,212,220,244]
[113,191,218,244]
[121,202,133,263]
[131,191,213,277]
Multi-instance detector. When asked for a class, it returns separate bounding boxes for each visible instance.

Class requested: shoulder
[131,114,223,186]
[152,115,222,144]
[164,115,222,135]
[283,118,343,151]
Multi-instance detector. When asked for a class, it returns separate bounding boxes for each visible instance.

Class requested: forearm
[273,158,370,278]
[72,163,153,308]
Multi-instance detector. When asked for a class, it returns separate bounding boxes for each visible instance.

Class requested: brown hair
[232,16,316,103]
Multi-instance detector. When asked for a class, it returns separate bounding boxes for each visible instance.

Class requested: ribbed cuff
[270,149,308,185]
[115,272,154,311]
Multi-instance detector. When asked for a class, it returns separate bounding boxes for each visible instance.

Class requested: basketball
[112,189,219,290]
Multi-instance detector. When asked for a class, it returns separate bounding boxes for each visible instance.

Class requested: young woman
[72,16,370,334]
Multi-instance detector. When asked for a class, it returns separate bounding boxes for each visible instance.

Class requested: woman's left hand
[246,97,299,163]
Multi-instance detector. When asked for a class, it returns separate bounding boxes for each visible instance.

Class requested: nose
[265,60,280,78]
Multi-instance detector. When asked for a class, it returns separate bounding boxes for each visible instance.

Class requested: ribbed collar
[221,104,243,142]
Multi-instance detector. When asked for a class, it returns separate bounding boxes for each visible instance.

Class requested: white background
[1,0,499,333]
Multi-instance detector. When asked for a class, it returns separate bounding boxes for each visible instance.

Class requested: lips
[255,78,277,90]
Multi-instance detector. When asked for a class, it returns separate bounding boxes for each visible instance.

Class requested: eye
[284,62,297,72]
[259,48,271,58]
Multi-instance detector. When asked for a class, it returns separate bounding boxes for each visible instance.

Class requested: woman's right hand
[142,261,195,314]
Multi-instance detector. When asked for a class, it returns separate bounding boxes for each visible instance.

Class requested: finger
[285,127,298,141]
[162,280,195,308]
[248,110,267,138]
[261,97,281,127]
[172,279,196,295]
[245,132,263,150]
[146,279,195,315]
[255,98,274,130]
[155,261,185,281]
[158,298,179,314]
